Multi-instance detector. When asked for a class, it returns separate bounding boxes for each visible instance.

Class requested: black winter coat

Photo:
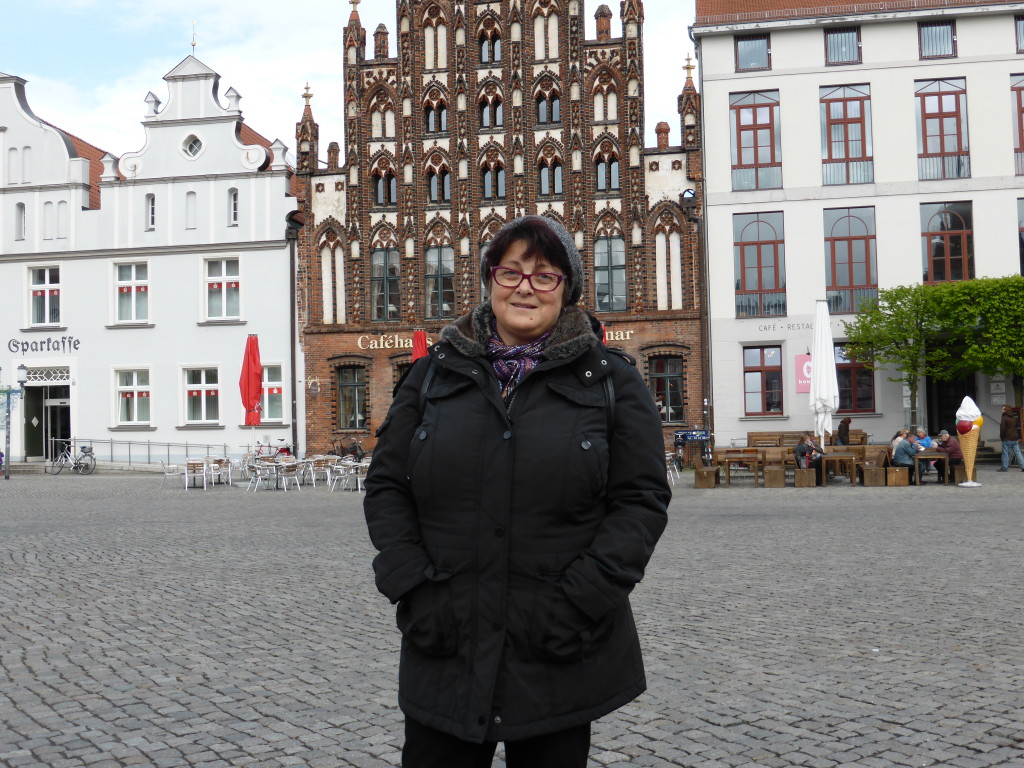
[364,304,670,744]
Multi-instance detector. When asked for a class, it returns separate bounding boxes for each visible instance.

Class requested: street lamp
[2,364,29,481]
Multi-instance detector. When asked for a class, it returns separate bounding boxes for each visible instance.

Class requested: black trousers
[934,457,962,481]
[402,717,591,768]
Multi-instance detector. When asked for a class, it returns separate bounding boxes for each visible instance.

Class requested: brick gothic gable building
[295,0,706,458]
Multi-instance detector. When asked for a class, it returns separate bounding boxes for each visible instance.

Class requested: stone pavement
[1,468,1023,768]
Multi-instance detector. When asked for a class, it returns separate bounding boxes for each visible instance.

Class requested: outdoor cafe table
[913,450,949,485]
[715,450,762,488]
[821,451,857,486]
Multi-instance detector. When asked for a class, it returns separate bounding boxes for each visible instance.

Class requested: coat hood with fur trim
[440,301,599,362]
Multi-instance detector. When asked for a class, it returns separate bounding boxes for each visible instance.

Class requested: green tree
[841,284,942,427]
[926,275,1024,406]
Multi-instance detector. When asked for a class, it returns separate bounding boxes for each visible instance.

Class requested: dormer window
[184,135,203,157]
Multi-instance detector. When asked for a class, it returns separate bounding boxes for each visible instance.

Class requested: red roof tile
[41,121,115,210]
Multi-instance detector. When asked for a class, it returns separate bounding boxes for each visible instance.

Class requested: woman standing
[364,215,670,768]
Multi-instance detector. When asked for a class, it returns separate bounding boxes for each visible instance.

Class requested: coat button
[581,440,592,450]
[438,353,446,359]
[471,369,479,374]
[503,430,512,440]
[584,370,593,377]
[601,359,608,365]
[419,430,428,440]
[494,526,505,537]
[494,715,502,725]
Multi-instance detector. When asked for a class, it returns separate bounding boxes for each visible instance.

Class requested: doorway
[23,385,70,460]
[926,374,975,435]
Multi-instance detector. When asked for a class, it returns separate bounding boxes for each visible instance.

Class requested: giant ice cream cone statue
[954,396,983,487]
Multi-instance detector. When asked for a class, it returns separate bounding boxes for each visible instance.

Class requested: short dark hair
[482,217,571,283]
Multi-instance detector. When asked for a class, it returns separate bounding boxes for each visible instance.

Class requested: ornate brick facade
[294,0,706,459]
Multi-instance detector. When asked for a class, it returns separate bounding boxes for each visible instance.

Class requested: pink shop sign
[795,354,812,394]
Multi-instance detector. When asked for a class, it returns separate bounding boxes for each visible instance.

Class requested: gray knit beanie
[481,215,584,306]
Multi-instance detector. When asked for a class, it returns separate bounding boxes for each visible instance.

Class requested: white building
[0,56,302,464]
[692,0,1024,446]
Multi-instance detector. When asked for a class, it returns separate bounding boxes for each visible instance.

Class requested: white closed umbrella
[809,299,839,447]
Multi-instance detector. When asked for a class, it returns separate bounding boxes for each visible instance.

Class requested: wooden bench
[887,466,909,486]
[794,468,817,487]
[694,465,720,489]
[763,467,786,487]
[747,429,868,448]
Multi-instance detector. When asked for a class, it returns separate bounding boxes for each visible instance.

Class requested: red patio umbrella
[239,335,263,439]
[412,329,428,361]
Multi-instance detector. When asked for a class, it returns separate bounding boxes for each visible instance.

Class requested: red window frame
[916,79,969,180]
[735,34,770,71]
[920,202,974,284]
[824,27,861,65]
[730,91,781,190]
[1013,75,1024,175]
[919,21,956,59]
[734,212,786,318]
[743,346,783,416]
[824,207,877,314]
[820,85,873,185]
[835,345,875,413]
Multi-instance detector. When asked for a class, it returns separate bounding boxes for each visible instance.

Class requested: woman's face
[490,239,566,346]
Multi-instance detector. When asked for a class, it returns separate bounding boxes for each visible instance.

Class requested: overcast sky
[3,0,695,162]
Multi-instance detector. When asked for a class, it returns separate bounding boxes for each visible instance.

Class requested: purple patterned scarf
[486,325,554,403]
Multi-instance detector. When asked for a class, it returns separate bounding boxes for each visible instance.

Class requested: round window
[184,135,202,157]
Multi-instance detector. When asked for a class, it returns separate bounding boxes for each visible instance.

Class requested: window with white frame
[117,370,151,425]
[206,258,240,319]
[116,263,149,323]
[30,266,60,325]
[184,368,220,423]
[144,193,155,230]
[228,188,239,225]
[261,365,284,422]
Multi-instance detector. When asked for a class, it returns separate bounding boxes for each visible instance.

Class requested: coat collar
[440,302,599,362]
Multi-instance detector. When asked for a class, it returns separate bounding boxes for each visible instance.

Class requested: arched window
[482,165,506,199]
[480,95,504,128]
[539,159,563,196]
[480,29,503,63]
[596,156,620,192]
[428,169,452,202]
[425,103,448,133]
[533,10,559,60]
[373,170,398,206]
[424,16,448,69]
[536,93,561,124]
[144,193,156,230]
[228,188,239,225]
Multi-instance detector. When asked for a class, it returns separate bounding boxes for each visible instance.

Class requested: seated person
[915,428,935,474]
[794,433,826,485]
[891,432,919,482]
[933,429,963,482]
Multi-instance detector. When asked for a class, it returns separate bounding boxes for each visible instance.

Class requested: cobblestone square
[1,470,1022,767]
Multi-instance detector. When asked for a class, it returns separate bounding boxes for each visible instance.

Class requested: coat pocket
[396,571,458,658]
[530,576,615,663]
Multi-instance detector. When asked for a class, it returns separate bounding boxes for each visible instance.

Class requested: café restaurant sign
[357,333,435,350]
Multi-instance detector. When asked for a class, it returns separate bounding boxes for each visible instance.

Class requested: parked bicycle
[51,441,96,475]
[254,438,292,459]
[329,437,366,461]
